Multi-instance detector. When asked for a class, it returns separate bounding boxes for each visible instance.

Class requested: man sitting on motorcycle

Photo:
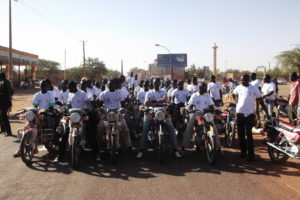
[136,78,182,159]
[181,82,215,151]
[98,79,132,151]
[14,80,55,157]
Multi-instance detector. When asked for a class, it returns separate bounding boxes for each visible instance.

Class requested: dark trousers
[0,107,12,134]
[236,113,255,158]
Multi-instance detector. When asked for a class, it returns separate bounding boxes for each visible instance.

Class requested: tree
[275,46,300,74]
[36,59,60,78]
[186,64,207,78]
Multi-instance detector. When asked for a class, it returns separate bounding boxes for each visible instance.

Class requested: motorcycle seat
[278,120,296,132]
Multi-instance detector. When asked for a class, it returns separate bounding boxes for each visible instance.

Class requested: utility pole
[121,59,124,75]
[64,49,67,80]
[9,0,13,87]
[80,40,87,77]
[212,43,218,76]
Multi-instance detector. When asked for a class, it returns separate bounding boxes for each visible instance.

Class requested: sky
[0,0,300,74]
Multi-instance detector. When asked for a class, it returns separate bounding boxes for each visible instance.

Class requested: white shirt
[145,89,167,102]
[189,84,199,94]
[86,87,97,100]
[93,86,101,97]
[137,89,147,105]
[68,90,88,109]
[262,82,276,100]
[172,89,190,104]
[32,91,55,109]
[49,87,60,99]
[59,90,69,104]
[119,86,129,101]
[251,79,261,89]
[188,92,214,111]
[134,86,141,97]
[208,82,222,100]
[127,77,135,89]
[99,90,123,109]
[233,85,261,116]
[167,88,175,97]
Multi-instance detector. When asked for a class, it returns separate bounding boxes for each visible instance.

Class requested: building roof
[0,45,39,65]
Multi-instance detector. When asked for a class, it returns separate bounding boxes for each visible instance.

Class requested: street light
[9,0,18,88]
[155,43,173,80]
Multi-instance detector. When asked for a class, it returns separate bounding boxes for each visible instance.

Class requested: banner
[157,54,187,67]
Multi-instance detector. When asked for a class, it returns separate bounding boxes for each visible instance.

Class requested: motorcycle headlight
[107,112,117,122]
[25,111,35,121]
[155,110,165,121]
[204,113,214,123]
[228,107,236,115]
[70,112,81,123]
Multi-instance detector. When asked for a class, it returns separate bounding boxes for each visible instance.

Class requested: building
[0,45,38,86]
[149,60,185,80]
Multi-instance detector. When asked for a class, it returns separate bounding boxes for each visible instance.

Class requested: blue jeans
[139,116,178,150]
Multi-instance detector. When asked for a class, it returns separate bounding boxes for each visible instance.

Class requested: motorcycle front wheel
[204,132,216,165]
[268,141,289,164]
[71,136,80,169]
[226,122,236,147]
[20,130,34,165]
[158,134,165,164]
[111,134,117,164]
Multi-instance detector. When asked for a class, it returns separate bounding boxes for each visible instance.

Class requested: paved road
[0,119,299,200]
[0,87,299,200]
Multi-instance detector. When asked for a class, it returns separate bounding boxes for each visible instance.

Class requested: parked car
[277,78,287,85]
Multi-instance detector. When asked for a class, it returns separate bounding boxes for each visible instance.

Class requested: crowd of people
[1,71,299,164]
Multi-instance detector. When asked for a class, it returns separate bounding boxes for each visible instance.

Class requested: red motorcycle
[263,117,300,163]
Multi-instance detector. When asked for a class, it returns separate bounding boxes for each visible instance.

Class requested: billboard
[157,54,187,67]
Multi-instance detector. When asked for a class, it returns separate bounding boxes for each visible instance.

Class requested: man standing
[0,73,13,136]
[250,73,261,127]
[208,75,223,107]
[233,74,269,162]
[288,72,299,123]
[261,75,276,116]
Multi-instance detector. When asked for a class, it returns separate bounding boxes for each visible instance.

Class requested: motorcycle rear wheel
[20,131,34,165]
[268,142,289,164]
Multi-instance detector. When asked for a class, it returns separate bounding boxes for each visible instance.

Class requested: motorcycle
[99,108,127,164]
[17,108,58,165]
[183,108,219,165]
[274,97,288,118]
[263,117,300,163]
[143,104,173,164]
[65,108,89,168]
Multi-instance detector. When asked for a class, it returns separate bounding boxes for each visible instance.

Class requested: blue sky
[0,0,300,73]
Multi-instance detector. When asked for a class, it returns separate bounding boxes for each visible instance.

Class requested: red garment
[289,80,300,105]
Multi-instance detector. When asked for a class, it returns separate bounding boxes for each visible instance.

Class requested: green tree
[36,59,60,78]
[275,46,300,74]
[127,67,147,75]
[186,64,207,78]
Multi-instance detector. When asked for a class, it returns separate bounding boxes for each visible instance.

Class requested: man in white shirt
[233,74,269,162]
[172,80,190,105]
[136,78,182,159]
[261,75,276,116]
[167,80,178,102]
[127,72,135,90]
[98,80,132,150]
[182,82,215,149]
[189,76,199,95]
[59,80,69,104]
[136,81,149,105]
[45,79,60,102]
[32,80,55,109]
[68,82,88,109]
[208,75,223,107]
[134,80,144,97]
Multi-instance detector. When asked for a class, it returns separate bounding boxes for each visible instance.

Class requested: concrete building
[0,45,38,86]
[149,60,185,80]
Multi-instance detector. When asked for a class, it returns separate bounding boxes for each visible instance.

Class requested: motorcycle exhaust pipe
[266,142,297,158]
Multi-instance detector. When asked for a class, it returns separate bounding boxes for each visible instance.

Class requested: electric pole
[121,59,123,75]
[64,49,67,80]
[80,40,87,77]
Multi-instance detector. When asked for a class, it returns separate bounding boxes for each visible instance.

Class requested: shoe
[13,151,21,158]
[53,156,60,163]
[5,133,12,137]
[96,155,101,161]
[136,151,143,159]
[175,151,182,158]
